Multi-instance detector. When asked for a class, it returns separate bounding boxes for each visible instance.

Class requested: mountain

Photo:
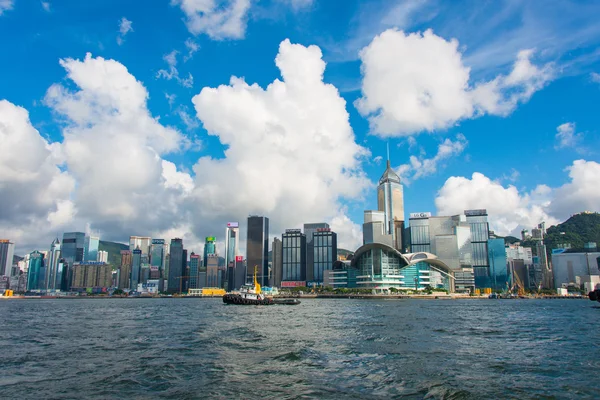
[543,212,600,250]
[98,240,129,268]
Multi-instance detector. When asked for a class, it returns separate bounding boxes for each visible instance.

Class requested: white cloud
[356,29,553,136]
[117,17,133,45]
[435,172,558,236]
[554,122,583,150]
[435,160,600,236]
[592,72,600,83]
[183,38,199,62]
[0,0,13,15]
[329,211,363,251]
[165,92,176,108]
[190,39,370,248]
[373,155,383,165]
[41,1,50,12]
[157,50,194,88]
[171,0,251,40]
[43,53,193,240]
[278,0,313,11]
[397,134,468,184]
[176,106,200,131]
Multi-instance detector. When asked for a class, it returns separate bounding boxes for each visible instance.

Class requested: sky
[1,0,599,256]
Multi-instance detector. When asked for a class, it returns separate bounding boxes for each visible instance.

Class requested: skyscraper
[203,236,216,267]
[464,209,490,288]
[304,223,330,282]
[84,236,99,262]
[312,228,337,285]
[247,216,269,286]
[130,248,142,290]
[46,238,62,290]
[129,236,151,255]
[206,254,220,287]
[271,237,282,288]
[27,250,45,291]
[189,252,201,289]
[119,250,132,289]
[62,232,87,265]
[282,229,306,284]
[377,159,405,251]
[167,238,184,293]
[0,239,15,277]
[150,239,166,273]
[225,222,239,276]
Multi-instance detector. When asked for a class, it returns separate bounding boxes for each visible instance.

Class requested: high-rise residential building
[271,237,283,288]
[62,232,87,265]
[84,236,100,262]
[377,158,405,251]
[189,253,201,289]
[150,239,166,274]
[247,216,269,287]
[225,222,239,276]
[26,250,46,291]
[167,238,184,293]
[282,229,306,285]
[118,250,132,289]
[0,239,15,276]
[312,228,337,285]
[71,262,112,290]
[97,250,108,263]
[129,236,152,255]
[304,223,329,282]
[465,209,490,288]
[130,248,142,291]
[46,238,62,290]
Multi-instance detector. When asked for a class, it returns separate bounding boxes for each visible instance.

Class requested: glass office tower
[282,229,306,283]
[62,232,87,265]
[465,209,490,288]
[168,238,184,293]
[247,216,269,286]
[312,229,337,285]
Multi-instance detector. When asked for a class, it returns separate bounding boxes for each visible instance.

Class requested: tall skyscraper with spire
[46,238,62,290]
[376,147,405,251]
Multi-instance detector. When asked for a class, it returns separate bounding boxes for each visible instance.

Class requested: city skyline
[1,0,600,257]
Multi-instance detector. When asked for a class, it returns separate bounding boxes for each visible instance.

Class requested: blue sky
[1,0,599,254]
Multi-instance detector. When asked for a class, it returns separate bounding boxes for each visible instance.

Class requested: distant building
[189,252,201,289]
[551,247,600,291]
[303,223,330,282]
[247,216,269,287]
[224,222,240,281]
[271,237,283,288]
[129,236,151,255]
[206,254,220,287]
[488,238,508,291]
[0,239,15,277]
[203,236,216,268]
[46,238,62,290]
[62,232,87,266]
[282,229,306,284]
[464,209,491,288]
[167,238,184,293]
[71,262,112,290]
[26,250,46,291]
[312,228,337,285]
[118,250,132,290]
[150,239,167,274]
[97,250,108,263]
[377,159,405,251]
[130,248,142,290]
[84,236,100,262]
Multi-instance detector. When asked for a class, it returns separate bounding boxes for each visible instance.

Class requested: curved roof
[350,243,453,273]
[378,160,401,185]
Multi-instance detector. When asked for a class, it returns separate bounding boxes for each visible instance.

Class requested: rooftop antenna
[386,140,390,167]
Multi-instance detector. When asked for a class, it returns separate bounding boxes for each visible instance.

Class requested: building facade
[551,248,600,290]
[247,216,269,287]
[150,239,167,276]
[71,262,112,290]
[271,237,283,288]
[282,229,306,283]
[189,252,201,289]
[84,236,99,262]
[312,228,337,285]
[118,250,132,289]
[130,248,142,290]
[46,238,62,290]
[62,232,87,266]
[206,254,220,287]
[224,222,240,277]
[377,160,405,251]
[303,222,330,282]
[0,239,15,276]
[167,238,184,293]
[465,209,490,288]
[129,236,151,255]
[26,250,45,291]
[203,236,216,267]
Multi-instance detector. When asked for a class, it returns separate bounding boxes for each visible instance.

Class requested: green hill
[543,212,600,250]
[98,240,129,268]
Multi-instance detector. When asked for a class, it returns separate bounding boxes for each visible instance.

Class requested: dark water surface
[1,298,599,399]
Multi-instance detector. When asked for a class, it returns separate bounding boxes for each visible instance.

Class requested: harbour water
[1,298,599,399]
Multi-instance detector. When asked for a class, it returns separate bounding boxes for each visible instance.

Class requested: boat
[588,289,600,302]
[223,266,274,305]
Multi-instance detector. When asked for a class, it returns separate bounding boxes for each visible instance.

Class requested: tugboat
[223,266,274,305]
[588,288,600,302]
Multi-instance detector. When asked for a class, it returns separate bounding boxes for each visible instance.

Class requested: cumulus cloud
[43,53,195,242]
[190,39,370,249]
[0,0,13,15]
[356,29,553,136]
[554,122,583,150]
[172,0,251,40]
[397,134,468,184]
[117,17,133,45]
[435,160,600,236]
[157,50,194,88]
